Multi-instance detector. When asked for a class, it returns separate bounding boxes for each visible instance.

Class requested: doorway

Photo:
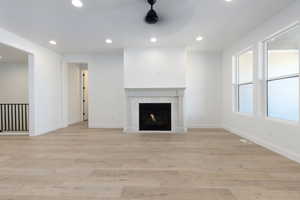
[0,43,30,135]
[82,69,88,121]
[67,63,88,125]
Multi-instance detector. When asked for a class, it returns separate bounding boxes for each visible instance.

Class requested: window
[266,26,300,121]
[235,50,254,114]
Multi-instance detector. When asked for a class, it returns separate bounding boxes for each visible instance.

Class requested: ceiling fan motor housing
[145,0,159,24]
[145,9,159,24]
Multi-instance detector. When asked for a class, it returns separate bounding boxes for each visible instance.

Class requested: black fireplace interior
[139,103,171,131]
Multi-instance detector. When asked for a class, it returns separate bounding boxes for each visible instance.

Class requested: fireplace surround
[124,88,186,133]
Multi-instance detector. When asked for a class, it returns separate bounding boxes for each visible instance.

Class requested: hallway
[0,123,300,199]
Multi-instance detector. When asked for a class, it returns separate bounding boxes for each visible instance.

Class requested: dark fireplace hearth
[139,103,171,131]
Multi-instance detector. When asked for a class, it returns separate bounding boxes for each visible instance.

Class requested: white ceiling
[0,0,295,53]
[0,43,28,64]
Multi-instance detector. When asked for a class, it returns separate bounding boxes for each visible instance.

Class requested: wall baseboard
[0,132,29,136]
[68,120,83,126]
[68,120,82,125]
[124,127,187,134]
[33,123,65,136]
[187,124,221,129]
[223,124,300,164]
[89,124,123,129]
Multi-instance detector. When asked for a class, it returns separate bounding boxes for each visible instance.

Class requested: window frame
[263,23,300,122]
[233,47,255,114]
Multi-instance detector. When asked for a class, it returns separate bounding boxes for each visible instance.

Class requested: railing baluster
[21,104,24,131]
[4,104,7,131]
[6,104,9,131]
[25,104,28,131]
[18,104,20,131]
[3,104,5,131]
[0,104,2,131]
[7,104,9,131]
[14,104,17,131]
[0,103,29,133]
[10,104,13,131]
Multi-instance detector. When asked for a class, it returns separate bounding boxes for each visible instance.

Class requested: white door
[82,70,88,121]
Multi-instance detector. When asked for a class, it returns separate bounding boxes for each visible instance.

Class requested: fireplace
[124,88,186,133]
[139,103,171,131]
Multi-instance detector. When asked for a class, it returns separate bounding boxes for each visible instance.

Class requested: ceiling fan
[145,0,159,24]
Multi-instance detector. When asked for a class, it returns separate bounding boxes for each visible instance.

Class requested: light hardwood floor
[1,122,300,200]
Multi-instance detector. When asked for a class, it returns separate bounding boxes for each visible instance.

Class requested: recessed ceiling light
[196,36,203,41]
[225,0,232,2]
[150,37,157,43]
[49,40,57,45]
[105,39,112,44]
[72,0,83,8]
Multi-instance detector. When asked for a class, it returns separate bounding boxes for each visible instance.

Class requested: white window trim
[262,22,300,123]
[233,47,255,115]
[265,116,300,127]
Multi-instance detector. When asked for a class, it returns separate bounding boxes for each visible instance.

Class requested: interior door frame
[81,69,88,121]
[62,59,90,128]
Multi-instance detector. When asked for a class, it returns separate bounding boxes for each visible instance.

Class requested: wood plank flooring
[0,122,300,199]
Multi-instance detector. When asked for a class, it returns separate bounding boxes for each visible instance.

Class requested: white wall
[186,51,222,128]
[0,27,63,136]
[64,52,125,128]
[67,63,82,125]
[62,54,92,128]
[0,63,28,103]
[124,47,221,128]
[124,48,186,88]
[222,1,300,162]
[64,50,222,129]
[89,52,125,128]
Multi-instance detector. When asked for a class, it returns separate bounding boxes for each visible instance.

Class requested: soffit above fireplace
[125,87,186,89]
[124,48,187,89]
[125,88,185,97]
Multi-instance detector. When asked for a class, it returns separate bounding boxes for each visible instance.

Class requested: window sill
[265,117,300,127]
[233,112,254,118]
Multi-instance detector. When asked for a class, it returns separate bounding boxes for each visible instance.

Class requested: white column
[298,46,300,124]
[256,42,267,118]
[176,89,187,133]
[28,54,36,136]
[61,61,69,128]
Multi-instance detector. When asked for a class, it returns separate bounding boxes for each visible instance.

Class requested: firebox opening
[139,103,171,131]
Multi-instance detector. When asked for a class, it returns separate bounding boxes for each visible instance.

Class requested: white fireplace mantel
[124,88,187,133]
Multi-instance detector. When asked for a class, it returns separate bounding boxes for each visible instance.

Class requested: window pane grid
[267,73,299,81]
[267,76,299,121]
[238,83,253,113]
[236,50,254,114]
[267,50,299,79]
[238,81,254,86]
[265,25,300,122]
